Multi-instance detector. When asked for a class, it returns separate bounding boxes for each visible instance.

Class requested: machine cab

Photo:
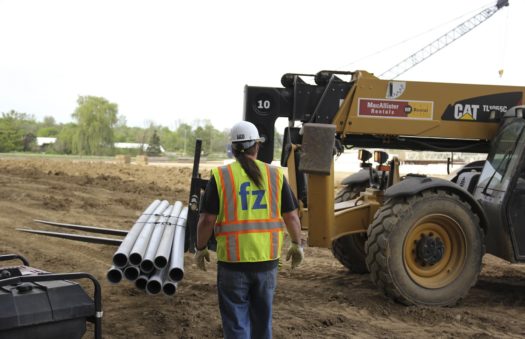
[475,106,525,262]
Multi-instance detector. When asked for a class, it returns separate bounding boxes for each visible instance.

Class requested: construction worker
[195,120,304,339]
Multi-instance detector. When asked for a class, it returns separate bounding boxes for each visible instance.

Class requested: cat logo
[454,104,480,120]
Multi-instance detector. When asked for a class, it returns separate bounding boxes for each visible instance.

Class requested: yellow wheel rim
[403,214,466,289]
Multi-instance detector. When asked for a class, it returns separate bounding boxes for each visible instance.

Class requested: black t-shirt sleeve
[199,173,299,215]
[200,175,220,215]
[281,176,299,214]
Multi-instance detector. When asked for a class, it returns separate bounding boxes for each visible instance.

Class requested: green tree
[36,115,60,137]
[274,130,283,160]
[175,123,193,156]
[0,110,37,152]
[37,126,60,137]
[157,126,177,152]
[42,116,56,127]
[23,133,36,151]
[71,96,118,155]
[211,128,229,155]
[193,125,208,155]
[146,130,162,156]
[54,123,77,154]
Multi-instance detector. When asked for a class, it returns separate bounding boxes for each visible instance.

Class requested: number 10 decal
[257,100,271,110]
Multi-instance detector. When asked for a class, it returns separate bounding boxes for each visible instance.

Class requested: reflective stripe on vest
[265,164,280,219]
[217,165,237,223]
[215,220,283,235]
[212,161,284,263]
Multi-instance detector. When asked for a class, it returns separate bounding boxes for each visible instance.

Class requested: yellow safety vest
[212,160,284,263]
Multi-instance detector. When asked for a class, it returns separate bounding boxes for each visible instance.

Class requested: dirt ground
[1,158,525,339]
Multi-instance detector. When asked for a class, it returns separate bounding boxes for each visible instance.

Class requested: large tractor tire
[331,185,369,274]
[365,190,484,306]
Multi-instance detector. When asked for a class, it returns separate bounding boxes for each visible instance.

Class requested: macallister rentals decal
[358,98,433,120]
[441,92,523,122]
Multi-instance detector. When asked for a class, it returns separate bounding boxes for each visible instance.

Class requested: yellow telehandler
[243,70,525,306]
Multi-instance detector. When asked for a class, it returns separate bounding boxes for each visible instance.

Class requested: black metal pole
[33,219,128,236]
[186,139,203,253]
[192,139,202,179]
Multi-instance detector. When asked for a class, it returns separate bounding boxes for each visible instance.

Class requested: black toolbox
[0,254,102,339]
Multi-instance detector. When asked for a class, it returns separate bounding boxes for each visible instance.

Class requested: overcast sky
[0,0,522,131]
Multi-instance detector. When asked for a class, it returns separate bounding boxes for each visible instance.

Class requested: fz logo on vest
[239,182,267,210]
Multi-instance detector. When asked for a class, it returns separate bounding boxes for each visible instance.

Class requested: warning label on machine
[358,98,433,120]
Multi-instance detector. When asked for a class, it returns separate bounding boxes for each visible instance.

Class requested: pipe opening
[129,253,142,266]
[169,268,184,282]
[124,266,140,281]
[163,282,177,296]
[113,253,128,268]
[135,276,148,290]
[106,268,123,284]
[140,260,154,274]
[146,280,161,295]
[154,257,168,269]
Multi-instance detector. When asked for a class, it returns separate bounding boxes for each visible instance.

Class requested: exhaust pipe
[168,207,188,282]
[112,200,161,267]
[154,201,183,269]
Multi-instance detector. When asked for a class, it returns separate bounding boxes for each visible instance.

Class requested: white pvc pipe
[106,265,123,284]
[146,267,167,295]
[154,201,183,269]
[162,279,177,296]
[140,205,173,273]
[123,265,140,281]
[112,200,161,267]
[168,206,188,282]
[129,201,170,265]
[135,274,150,291]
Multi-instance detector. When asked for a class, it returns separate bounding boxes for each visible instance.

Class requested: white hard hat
[230,121,265,149]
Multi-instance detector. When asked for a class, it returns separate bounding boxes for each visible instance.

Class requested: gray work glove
[286,243,304,269]
[195,248,210,271]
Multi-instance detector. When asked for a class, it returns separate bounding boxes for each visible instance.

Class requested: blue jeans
[217,265,278,339]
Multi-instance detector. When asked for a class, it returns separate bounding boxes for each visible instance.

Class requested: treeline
[0,96,232,157]
[0,95,283,159]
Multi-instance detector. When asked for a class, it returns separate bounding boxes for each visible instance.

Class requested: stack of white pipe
[106,200,189,296]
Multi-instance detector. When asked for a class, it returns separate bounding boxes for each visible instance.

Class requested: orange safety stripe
[215,217,283,227]
[215,227,284,237]
[217,168,229,222]
[265,164,273,219]
[226,165,238,222]
[275,169,281,215]
[272,230,281,258]
[215,220,283,234]
[235,234,240,261]
[272,166,279,218]
[225,234,231,261]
